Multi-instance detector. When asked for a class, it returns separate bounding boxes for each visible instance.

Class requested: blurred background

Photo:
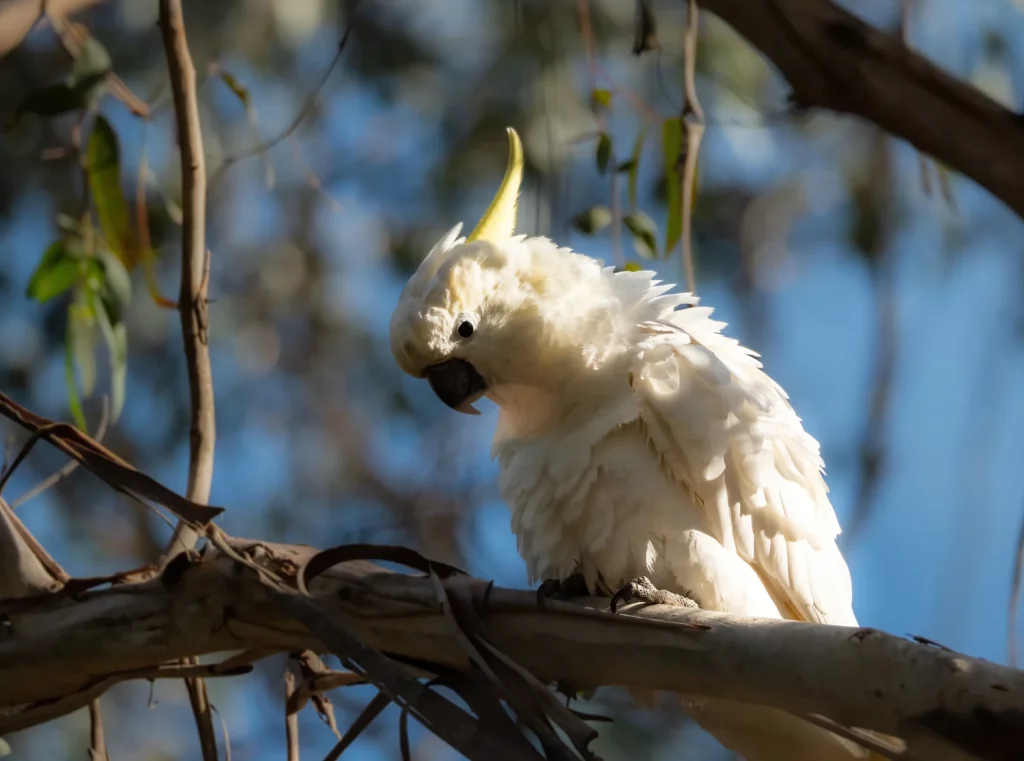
[2,0,1024,758]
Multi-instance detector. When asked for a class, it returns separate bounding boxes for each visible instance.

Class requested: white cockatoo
[390,128,871,761]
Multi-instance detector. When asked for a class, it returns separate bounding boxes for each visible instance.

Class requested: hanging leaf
[627,127,646,210]
[571,206,613,236]
[595,132,612,175]
[96,247,132,322]
[590,89,612,112]
[623,212,658,259]
[662,118,683,256]
[26,241,79,303]
[87,115,139,267]
[68,296,98,399]
[94,290,128,422]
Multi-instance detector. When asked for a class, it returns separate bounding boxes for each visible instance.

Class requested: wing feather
[622,287,855,626]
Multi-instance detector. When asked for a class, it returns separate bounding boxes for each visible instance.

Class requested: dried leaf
[299,543,465,593]
[0,392,224,524]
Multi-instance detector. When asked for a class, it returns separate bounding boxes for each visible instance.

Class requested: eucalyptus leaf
[571,206,613,236]
[662,118,683,256]
[87,115,138,267]
[26,241,78,303]
[623,211,658,259]
[595,132,612,175]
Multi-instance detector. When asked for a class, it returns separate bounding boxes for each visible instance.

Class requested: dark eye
[457,320,475,339]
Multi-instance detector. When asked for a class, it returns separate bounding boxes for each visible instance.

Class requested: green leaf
[68,296,97,398]
[64,311,88,431]
[627,127,646,210]
[662,118,683,256]
[590,88,612,112]
[615,159,636,174]
[623,212,658,259]
[26,240,79,302]
[87,115,138,267]
[94,290,128,422]
[96,247,132,322]
[622,261,643,272]
[595,132,612,174]
[571,206,613,236]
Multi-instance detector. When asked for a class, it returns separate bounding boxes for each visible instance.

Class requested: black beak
[425,359,487,415]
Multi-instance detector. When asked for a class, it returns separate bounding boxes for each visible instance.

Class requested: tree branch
[696,0,1024,220]
[2,539,1021,761]
[158,0,215,560]
[157,2,217,758]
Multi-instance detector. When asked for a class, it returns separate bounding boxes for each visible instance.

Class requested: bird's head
[390,128,619,420]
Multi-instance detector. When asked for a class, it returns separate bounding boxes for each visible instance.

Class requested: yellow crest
[467,127,524,243]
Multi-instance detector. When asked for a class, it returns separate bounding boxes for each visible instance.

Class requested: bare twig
[208,16,356,190]
[88,698,108,761]
[286,667,300,761]
[0,0,101,57]
[1009,493,1024,666]
[680,0,704,294]
[158,0,214,558]
[0,662,252,735]
[184,656,219,761]
[158,2,218,758]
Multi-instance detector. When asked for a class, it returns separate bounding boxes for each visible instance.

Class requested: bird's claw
[536,572,589,608]
[610,576,698,613]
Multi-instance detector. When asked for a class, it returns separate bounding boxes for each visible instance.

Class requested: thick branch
[697,0,1024,219]
[2,541,1021,760]
[159,0,215,557]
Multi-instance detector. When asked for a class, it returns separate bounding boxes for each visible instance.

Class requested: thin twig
[208,15,356,190]
[157,2,218,759]
[0,662,252,735]
[88,698,108,761]
[11,396,108,509]
[680,0,704,294]
[285,668,300,761]
[158,0,214,559]
[1009,493,1024,666]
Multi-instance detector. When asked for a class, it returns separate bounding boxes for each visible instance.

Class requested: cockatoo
[390,128,870,761]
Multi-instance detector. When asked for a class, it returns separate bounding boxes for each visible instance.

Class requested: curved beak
[425,359,487,415]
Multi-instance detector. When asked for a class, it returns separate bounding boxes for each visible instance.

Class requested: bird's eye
[457,320,475,339]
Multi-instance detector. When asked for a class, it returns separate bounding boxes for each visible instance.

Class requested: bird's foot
[536,572,589,608]
[610,576,698,613]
